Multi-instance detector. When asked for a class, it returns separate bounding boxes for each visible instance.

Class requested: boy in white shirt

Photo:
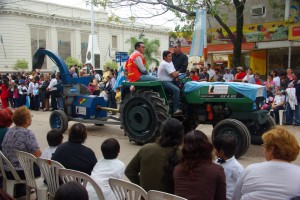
[213,134,244,200]
[41,129,63,160]
[87,138,125,200]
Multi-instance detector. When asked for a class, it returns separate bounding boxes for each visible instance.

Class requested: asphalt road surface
[30,110,300,168]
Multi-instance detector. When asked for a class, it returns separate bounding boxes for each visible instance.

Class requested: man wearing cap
[234,67,246,82]
[224,68,234,82]
[172,41,188,73]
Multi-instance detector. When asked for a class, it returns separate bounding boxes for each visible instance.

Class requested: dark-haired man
[126,42,158,82]
[158,50,181,115]
[172,41,188,73]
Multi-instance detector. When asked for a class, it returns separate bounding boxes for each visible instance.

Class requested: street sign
[115,51,129,62]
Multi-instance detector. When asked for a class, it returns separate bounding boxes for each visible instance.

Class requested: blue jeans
[162,81,180,112]
[294,104,300,125]
[138,75,158,81]
[285,103,293,125]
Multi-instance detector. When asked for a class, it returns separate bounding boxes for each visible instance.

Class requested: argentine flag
[190,9,206,56]
[113,66,126,90]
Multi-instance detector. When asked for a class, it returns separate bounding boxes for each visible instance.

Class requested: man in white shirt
[47,73,58,111]
[207,63,215,81]
[223,68,234,82]
[157,50,181,115]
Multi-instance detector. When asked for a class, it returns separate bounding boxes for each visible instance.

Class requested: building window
[81,33,89,64]
[57,31,71,61]
[30,27,47,69]
[112,35,118,49]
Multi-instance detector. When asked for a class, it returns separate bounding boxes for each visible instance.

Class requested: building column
[74,30,81,62]
[47,27,57,70]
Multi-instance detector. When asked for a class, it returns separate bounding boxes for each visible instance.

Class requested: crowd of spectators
[0,65,120,114]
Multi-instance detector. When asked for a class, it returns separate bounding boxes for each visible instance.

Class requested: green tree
[103,60,119,70]
[14,59,28,70]
[126,37,160,69]
[65,57,82,68]
[97,0,246,67]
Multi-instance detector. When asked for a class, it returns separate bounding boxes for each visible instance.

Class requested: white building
[0,0,170,72]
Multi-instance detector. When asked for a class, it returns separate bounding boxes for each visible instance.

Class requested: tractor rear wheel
[250,115,276,145]
[121,91,169,144]
[49,110,69,133]
[212,119,251,159]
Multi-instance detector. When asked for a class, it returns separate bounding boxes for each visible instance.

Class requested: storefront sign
[289,23,300,40]
[250,50,267,76]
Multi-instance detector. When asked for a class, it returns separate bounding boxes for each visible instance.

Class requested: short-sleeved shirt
[2,126,40,170]
[199,73,209,81]
[158,60,176,81]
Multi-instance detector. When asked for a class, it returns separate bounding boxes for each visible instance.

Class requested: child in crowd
[213,134,244,200]
[41,129,63,160]
[87,138,125,200]
[115,87,121,104]
[271,88,286,124]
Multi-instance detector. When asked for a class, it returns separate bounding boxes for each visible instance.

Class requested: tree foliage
[14,59,28,70]
[103,60,119,69]
[97,0,246,66]
[65,57,82,68]
[126,37,160,68]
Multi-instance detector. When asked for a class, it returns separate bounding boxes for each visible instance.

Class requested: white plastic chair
[59,168,105,200]
[15,151,48,200]
[108,178,148,200]
[0,151,27,197]
[37,158,65,200]
[148,190,187,200]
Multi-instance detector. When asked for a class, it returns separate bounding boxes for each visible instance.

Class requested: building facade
[0,0,170,72]
[169,0,300,76]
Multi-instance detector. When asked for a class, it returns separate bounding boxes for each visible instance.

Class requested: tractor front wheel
[212,119,251,159]
[121,91,168,144]
[250,115,276,145]
[49,110,69,133]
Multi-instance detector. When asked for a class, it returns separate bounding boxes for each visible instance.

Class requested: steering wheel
[172,73,188,89]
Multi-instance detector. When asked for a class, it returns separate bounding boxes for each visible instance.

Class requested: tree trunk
[233,0,246,67]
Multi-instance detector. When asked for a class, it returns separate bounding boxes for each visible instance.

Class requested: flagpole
[203,0,208,68]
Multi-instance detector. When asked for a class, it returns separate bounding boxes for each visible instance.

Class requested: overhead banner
[190,9,206,56]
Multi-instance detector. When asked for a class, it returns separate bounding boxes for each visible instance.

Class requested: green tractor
[120,76,275,158]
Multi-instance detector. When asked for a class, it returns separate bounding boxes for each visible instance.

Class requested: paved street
[30,110,300,168]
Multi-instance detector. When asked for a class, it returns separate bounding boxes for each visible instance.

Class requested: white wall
[0,0,169,72]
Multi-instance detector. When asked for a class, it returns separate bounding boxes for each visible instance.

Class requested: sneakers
[173,109,182,115]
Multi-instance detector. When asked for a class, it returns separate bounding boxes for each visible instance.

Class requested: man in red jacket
[126,42,158,82]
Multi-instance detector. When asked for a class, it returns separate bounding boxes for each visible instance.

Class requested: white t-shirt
[223,73,234,82]
[157,60,176,81]
[273,76,281,88]
[41,146,58,160]
[207,69,215,79]
[86,158,125,200]
[232,161,300,200]
[274,94,285,106]
[216,156,244,200]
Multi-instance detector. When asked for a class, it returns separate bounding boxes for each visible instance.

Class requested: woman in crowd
[52,123,97,175]
[242,68,255,84]
[173,130,226,200]
[125,118,184,193]
[0,76,9,108]
[285,72,300,126]
[0,108,13,150]
[2,106,41,197]
[232,127,300,199]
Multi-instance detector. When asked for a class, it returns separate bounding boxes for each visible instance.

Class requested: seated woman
[173,130,226,200]
[2,106,41,197]
[52,123,97,175]
[2,106,41,179]
[125,118,184,193]
[233,127,300,199]
[0,108,13,150]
